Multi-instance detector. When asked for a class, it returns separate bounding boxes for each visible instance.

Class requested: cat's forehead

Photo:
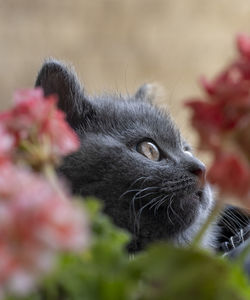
[90,94,182,148]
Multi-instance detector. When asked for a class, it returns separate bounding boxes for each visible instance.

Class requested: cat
[35,59,216,252]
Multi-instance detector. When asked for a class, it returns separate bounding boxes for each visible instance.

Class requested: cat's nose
[188,160,206,185]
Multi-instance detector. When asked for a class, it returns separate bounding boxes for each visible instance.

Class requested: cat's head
[35,59,214,251]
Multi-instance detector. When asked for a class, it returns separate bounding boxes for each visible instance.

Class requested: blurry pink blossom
[0,88,80,166]
[0,125,14,163]
[0,163,89,297]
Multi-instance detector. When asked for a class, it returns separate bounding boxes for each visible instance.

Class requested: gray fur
[35,59,215,252]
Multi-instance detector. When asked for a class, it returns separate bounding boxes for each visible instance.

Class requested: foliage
[5,199,250,300]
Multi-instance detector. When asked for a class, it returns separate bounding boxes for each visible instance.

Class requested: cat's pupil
[137,141,160,161]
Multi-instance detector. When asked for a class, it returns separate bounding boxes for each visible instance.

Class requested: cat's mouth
[195,190,203,200]
[179,189,204,204]
[160,184,204,204]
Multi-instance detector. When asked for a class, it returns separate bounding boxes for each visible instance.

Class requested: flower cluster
[0,88,79,168]
[0,164,89,297]
[0,89,89,298]
[186,34,250,207]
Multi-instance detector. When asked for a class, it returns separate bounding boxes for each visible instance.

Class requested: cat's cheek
[201,184,214,209]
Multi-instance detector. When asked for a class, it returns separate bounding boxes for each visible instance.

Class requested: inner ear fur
[35,59,92,127]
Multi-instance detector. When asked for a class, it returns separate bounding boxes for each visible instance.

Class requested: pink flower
[0,125,14,163]
[0,88,80,166]
[0,163,89,297]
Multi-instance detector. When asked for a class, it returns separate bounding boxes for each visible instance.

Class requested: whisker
[225,208,249,227]
[135,195,162,233]
[219,217,238,236]
[130,186,159,215]
[163,177,194,186]
[161,183,194,195]
[153,195,169,215]
[119,189,140,200]
[130,186,159,229]
[166,194,175,225]
[168,196,187,228]
[147,194,169,211]
[135,191,159,201]
[130,190,159,222]
[119,176,156,201]
[119,176,148,200]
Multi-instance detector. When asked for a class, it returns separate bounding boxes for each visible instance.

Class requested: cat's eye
[183,146,193,157]
[137,141,160,161]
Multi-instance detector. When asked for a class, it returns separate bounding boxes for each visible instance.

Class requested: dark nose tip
[189,160,206,184]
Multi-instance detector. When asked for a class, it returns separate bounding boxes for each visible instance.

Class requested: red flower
[0,163,89,296]
[186,34,250,206]
[0,88,80,167]
[186,101,226,150]
[208,153,250,202]
[237,33,250,60]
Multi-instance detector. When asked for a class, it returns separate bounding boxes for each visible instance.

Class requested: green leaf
[133,243,250,300]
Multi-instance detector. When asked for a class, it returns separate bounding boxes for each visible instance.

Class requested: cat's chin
[180,190,203,207]
[127,186,213,252]
[157,189,205,221]
[179,185,211,210]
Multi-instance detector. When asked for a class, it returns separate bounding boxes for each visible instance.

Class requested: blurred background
[0,0,250,145]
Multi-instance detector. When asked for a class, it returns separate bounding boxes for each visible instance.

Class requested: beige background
[0,0,250,147]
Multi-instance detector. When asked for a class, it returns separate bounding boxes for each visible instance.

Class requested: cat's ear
[134,83,164,103]
[35,59,93,127]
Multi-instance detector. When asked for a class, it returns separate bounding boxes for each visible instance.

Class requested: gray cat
[35,59,216,252]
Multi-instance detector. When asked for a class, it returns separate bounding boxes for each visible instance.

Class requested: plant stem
[191,200,223,248]
[42,163,66,201]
